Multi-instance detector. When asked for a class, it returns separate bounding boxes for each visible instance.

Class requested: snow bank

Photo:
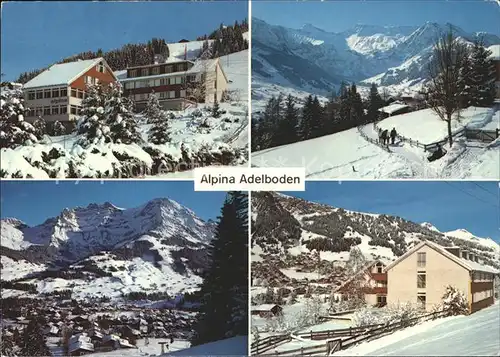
[163,336,247,356]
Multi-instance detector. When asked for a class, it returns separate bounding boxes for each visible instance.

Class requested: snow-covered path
[334,303,500,356]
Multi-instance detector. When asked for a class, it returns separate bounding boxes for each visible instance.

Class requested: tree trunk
[447,115,453,147]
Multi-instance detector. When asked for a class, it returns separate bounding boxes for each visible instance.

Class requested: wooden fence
[465,128,499,143]
[251,334,292,355]
[254,309,451,356]
[357,126,391,153]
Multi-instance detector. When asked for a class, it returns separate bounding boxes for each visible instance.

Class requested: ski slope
[163,336,248,356]
[333,303,500,356]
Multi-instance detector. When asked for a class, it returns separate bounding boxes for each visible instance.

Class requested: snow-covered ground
[332,303,500,356]
[163,336,247,356]
[252,106,500,179]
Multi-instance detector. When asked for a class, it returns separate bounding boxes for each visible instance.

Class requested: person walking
[390,127,397,145]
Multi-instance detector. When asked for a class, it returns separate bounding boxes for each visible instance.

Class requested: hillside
[0,198,216,300]
[251,192,500,287]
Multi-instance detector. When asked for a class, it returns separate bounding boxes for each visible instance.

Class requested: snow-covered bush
[0,85,38,148]
[52,120,66,136]
[264,296,325,333]
[33,117,47,138]
[77,84,109,147]
[352,302,421,327]
[146,93,171,144]
[440,285,469,315]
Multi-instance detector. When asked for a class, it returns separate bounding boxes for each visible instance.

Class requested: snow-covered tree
[441,285,469,315]
[465,38,496,107]
[77,84,109,146]
[33,116,46,138]
[0,84,38,148]
[345,246,366,275]
[104,83,141,144]
[366,83,384,123]
[212,97,221,118]
[426,27,469,147]
[146,92,171,144]
[52,120,66,136]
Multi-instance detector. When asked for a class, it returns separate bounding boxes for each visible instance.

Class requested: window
[84,76,91,84]
[165,65,172,73]
[43,107,51,116]
[71,89,77,97]
[95,78,100,85]
[36,91,43,99]
[97,64,106,73]
[52,88,60,98]
[141,69,149,77]
[60,105,67,114]
[125,82,135,90]
[462,251,467,259]
[148,80,156,88]
[152,67,160,75]
[180,89,186,98]
[159,92,166,99]
[44,90,51,99]
[187,75,196,82]
[77,90,84,99]
[376,262,384,273]
[70,105,78,115]
[376,280,387,288]
[169,91,175,99]
[154,79,161,87]
[417,273,426,288]
[52,106,59,115]
[376,295,387,305]
[129,70,137,78]
[35,107,43,116]
[417,252,426,268]
[61,88,68,97]
[417,293,426,307]
[28,92,35,100]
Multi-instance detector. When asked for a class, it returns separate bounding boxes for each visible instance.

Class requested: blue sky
[286,181,499,241]
[0,181,229,225]
[1,1,247,81]
[253,1,500,36]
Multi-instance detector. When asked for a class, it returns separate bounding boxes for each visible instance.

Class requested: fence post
[497,128,499,139]
[301,347,304,355]
[310,330,312,339]
[349,326,352,336]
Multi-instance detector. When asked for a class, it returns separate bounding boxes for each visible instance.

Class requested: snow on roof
[488,45,500,60]
[24,58,105,89]
[379,102,410,114]
[385,240,499,274]
[127,59,194,70]
[163,336,247,356]
[251,304,281,311]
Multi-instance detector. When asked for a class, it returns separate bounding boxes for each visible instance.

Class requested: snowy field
[332,303,500,356]
[252,106,500,179]
[165,336,247,356]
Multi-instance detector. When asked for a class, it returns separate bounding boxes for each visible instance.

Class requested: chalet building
[250,304,283,318]
[378,102,411,119]
[488,45,500,100]
[333,260,388,307]
[385,240,498,313]
[119,56,228,112]
[23,58,117,128]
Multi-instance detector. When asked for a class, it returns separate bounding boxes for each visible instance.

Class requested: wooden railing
[465,128,499,143]
[357,126,391,153]
[253,309,452,356]
[251,334,292,355]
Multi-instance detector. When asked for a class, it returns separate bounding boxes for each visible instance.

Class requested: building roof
[126,59,194,70]
[24,58,113,89]
[334,259,385,293]
[385,240,499,274]
[251,304,281,311]
[488,45,500,61]
[379,102,410,115]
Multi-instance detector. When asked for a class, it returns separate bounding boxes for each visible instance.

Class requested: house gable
[69,59,117,90]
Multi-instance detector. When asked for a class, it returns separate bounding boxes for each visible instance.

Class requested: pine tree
[147,92,171,144]
[466,38,496,107]
[298,95,314,140]
[20,318,51,356]
[309,96,324,139]
[77,84,109,146]
[278,94,299,145]
[105,83,141,144]
[191,191,248,345]
[0,84,38,148]
[33,116,47,139]
[212,97,221,118]
[338,82,351,131]
[366,83,384,124]
[349,83,364,126]
[323,91,339,135]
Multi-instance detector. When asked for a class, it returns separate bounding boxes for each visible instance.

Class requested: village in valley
[250,186,500,356]
[251,2,500,179]
[0,2,249,179]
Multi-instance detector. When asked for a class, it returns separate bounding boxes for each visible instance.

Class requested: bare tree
[426,27,470,147]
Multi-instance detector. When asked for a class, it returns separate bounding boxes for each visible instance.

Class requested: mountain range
[251,192,500,285]
[1,198,216,300]
[252,18,500,96]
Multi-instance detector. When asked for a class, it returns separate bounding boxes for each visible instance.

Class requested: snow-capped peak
[421,222,440,232]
